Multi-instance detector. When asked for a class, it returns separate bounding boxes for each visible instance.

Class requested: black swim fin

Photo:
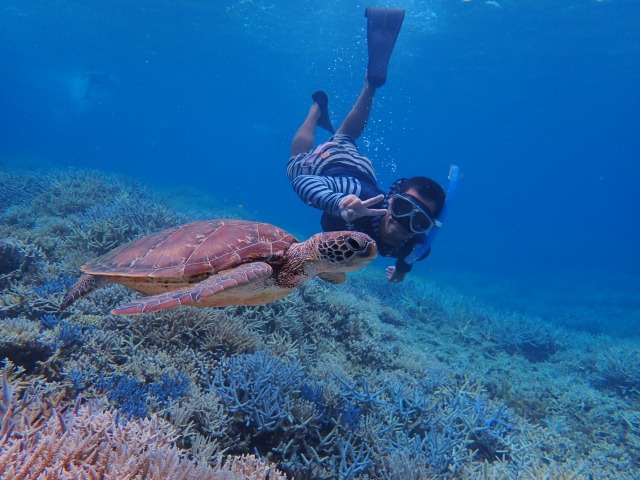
[365,7,405,88]
[312,90,335,134]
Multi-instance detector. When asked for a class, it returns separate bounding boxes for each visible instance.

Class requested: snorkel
[404,164,459,264]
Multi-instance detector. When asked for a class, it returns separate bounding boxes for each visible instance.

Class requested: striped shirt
[287,134,378,217]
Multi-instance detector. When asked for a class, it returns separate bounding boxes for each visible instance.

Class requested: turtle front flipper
[111,262,273,315]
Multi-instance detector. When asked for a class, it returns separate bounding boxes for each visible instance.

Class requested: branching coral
[0,238,45,286]
[595,344,640,397]
[29,169,129,217]
[0,317,56,373]
[1,280,64,319]
[346,336,396,368]
[491,312,566,362]
[0,170,48,212]
[0,236,75,320]
[0,373,286,479]
[64,195,186,256]
[212,350,305,433]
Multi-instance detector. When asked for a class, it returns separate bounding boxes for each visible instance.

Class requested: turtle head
[306,231,377,275]
[279,231,376,288]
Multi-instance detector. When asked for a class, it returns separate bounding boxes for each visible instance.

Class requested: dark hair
[398,176,446,217]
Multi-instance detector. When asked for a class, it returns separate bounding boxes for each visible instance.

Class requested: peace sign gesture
[338,194,387,223]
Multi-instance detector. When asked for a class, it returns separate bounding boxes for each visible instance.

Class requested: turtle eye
[347,237,365,251]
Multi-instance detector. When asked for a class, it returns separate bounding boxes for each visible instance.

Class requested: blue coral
[149,372,191,407]
[40,313,62,329]
[104,375,149,419]
[64,367,90,392]
[33,275,75,297]
[98,372,191,419]
[212,350,305,432]
[56,321,84,348]
[595,346,640,397]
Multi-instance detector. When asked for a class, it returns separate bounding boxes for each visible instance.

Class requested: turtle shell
[82,219,298,279]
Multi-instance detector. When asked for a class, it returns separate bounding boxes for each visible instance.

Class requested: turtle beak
[358,238,378,258]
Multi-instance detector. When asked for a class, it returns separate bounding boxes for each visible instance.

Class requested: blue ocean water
[1,0,639,333]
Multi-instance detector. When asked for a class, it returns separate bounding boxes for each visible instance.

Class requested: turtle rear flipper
[111,262,273,315]
[60,274,103,311]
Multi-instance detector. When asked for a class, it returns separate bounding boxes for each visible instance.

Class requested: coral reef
[595,343,640,397]
[0,167,638,478]
[0,370,285,479]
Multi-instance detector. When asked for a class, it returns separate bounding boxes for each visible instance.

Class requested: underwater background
[1,0,639,478]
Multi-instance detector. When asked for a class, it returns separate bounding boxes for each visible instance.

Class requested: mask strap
[388,178,407,196]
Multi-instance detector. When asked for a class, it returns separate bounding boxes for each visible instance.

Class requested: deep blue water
[2,1,639,324]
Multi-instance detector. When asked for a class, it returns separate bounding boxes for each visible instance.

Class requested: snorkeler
[287,7,457,283]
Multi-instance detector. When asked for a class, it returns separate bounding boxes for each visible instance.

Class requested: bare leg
[290,104,321,156]
[336,79,376,140]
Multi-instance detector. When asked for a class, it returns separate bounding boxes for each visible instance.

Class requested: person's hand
[339,194,386,223]
[385,266,406,283]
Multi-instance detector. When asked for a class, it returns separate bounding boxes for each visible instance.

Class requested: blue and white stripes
[291,174,363,217]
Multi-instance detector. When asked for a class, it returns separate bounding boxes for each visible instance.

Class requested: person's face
[379,187,437,245]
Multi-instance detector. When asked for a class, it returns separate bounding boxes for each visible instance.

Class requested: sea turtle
[60,219,377,315]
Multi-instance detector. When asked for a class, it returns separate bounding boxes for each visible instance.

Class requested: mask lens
[411,211,433,233]
[391,195,414,216]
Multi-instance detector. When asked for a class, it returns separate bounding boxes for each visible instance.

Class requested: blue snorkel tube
[404,164,459,264]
